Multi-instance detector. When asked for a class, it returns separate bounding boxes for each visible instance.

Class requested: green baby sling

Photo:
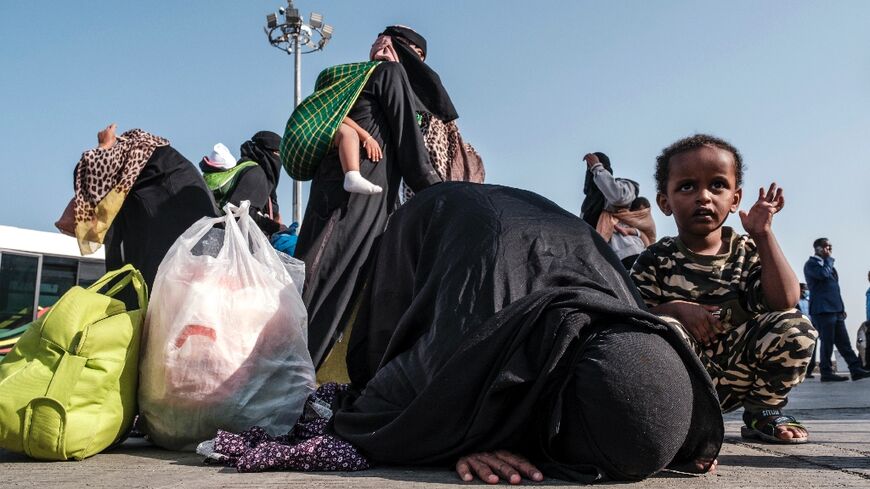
[0,265,148,460]
[280,61,381,181]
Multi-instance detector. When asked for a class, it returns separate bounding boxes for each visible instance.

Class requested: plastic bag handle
[233,200,293,283]
[218,201,251,261]
[222,200,251,219]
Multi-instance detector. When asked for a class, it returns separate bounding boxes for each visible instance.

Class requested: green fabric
[0,265,148,461]
[280,61,381,181]
[202,161,258,209]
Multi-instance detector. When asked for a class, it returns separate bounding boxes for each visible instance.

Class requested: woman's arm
[590,165,636,207]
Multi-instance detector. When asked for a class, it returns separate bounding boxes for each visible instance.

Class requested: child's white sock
[343,171,383,195]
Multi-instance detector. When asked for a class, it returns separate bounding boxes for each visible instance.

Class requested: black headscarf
[239,131,282,212]
[381,25,459,122]
[549,323,696,481]
[580,152,612,227]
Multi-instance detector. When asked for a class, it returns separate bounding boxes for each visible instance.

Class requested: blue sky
[2,1,869,336]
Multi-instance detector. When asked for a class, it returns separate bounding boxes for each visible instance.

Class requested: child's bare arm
[738,183,799,310]
[342,117,382,162]
[342,117,369,141]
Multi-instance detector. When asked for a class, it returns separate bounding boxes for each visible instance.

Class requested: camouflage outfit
[630,227,817,412]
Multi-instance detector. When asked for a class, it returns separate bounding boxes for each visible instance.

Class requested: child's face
[656,145,742,239]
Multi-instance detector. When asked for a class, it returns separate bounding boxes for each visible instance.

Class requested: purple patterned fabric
[210,383,370,472]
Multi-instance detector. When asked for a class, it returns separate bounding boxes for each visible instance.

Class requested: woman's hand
[583,153,600,169]
[97,123,117,149]
[614,222,638,236]
[455,450,544,485]
[362,135,382,162]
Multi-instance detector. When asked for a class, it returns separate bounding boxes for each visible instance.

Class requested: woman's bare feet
[455,450,544,485]
[98,123,117,149]
[695,457,718,474]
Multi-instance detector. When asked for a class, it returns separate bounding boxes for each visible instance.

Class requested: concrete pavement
[3,376,869,488]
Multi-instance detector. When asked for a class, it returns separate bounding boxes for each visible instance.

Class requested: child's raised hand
[362,135,382,162]
[739,183,784,238]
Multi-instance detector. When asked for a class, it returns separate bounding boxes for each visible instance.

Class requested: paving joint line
[726,439,870,481]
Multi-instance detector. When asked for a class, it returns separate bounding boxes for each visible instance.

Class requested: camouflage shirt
[629,226,768,331]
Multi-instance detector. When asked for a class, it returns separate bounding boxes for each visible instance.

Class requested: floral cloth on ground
[197,383,369,472]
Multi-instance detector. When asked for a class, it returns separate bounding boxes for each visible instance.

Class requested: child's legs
[710,310,816,412]
[336,123,360,173]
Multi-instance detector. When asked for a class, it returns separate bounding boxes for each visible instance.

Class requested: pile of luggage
[0,202,315,460]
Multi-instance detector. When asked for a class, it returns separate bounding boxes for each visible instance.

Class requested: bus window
[0,252,39,329]
[77,261,106,288]
[39,255,79,309]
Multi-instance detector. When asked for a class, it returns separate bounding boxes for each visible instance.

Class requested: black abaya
[331,182,722,481]
[105,145,218,289]
[295,62,441,366]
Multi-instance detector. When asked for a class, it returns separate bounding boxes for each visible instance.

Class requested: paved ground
[3,376,869,488]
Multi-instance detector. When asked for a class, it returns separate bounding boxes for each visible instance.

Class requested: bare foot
[774,424,808,441]
[98,123,117,149]
[455,450,544,485]
[695,457,718,474]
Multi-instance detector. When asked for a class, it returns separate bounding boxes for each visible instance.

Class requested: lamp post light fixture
[264,0,334,226]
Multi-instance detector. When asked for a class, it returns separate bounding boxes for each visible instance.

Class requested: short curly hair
[654,134,744,194]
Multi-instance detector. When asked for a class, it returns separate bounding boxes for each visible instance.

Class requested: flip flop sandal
[741,409,808,444]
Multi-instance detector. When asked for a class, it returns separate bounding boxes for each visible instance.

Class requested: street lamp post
[264,0,333,226]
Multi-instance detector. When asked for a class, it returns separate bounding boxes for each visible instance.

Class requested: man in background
[803,238,870,382]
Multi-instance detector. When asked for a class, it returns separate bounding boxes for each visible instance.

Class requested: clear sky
[2,1,869,337]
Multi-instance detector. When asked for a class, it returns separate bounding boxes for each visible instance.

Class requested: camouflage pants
[667,309,817,413]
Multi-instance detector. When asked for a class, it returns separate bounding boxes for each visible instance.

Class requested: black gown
[223,165,271,213]
[211,164,282,235]
[295,62,441,366]
[105,145,219,289]
[331,182,723,481]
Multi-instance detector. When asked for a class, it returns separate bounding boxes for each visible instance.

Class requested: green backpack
[0,265,148,460]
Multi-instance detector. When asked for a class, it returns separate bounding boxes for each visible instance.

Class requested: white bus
[0,225,106,333]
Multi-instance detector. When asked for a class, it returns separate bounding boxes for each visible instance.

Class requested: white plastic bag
[139,201,315,450]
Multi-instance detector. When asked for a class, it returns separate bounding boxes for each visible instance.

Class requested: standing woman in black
[200,131,285,235]
[293,26,450,367]
[235,131,284,234]
[64,124,218,289]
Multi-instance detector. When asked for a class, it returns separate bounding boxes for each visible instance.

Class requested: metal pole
[292,31,303,225]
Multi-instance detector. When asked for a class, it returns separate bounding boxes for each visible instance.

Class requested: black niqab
[239,131,282,213]
[381,26,458,122]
